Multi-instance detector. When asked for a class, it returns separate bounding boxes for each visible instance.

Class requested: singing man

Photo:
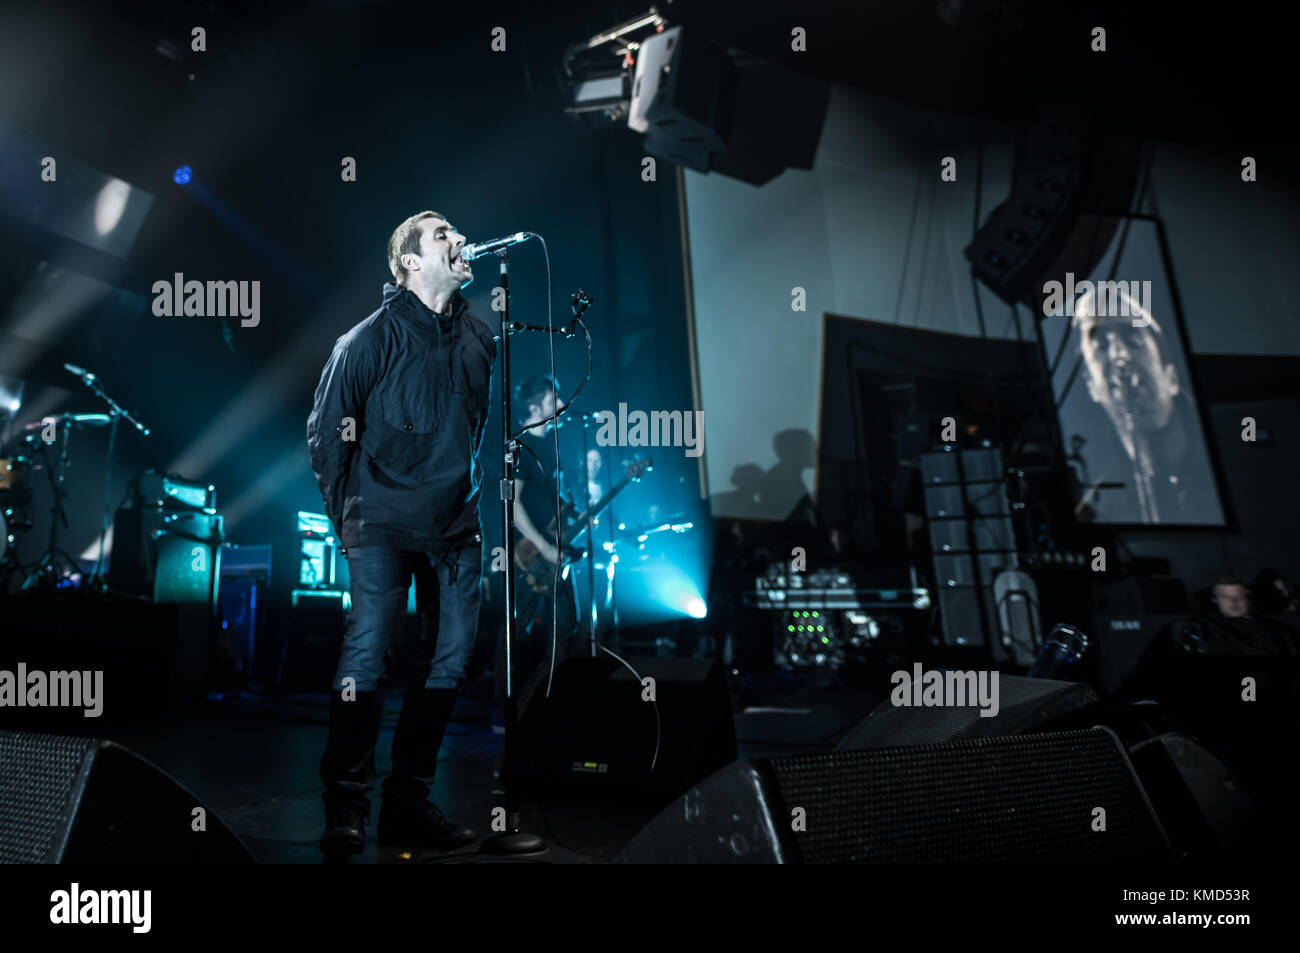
[307,210,496,855]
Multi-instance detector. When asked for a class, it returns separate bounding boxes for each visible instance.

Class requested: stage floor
[81,673,882,864]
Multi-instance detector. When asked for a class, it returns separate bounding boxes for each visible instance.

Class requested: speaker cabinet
[617,726,1171,863]
[935,586,997,649]
[513,656,736,807]
[0,730,254,863]
[638,26,736,160]
[964,123,1089,306]
[836,673,1098,749]
[108,506,222,604]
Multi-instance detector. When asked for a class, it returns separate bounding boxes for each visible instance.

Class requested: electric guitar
[516,455,652,593]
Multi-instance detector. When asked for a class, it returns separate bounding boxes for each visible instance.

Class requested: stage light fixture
[562,8,667,128]
[0,377,24,415]
[93,178,132,236]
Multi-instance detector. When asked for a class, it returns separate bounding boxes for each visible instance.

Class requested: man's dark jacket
[307,282,496,551]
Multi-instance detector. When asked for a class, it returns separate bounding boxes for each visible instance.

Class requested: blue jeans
[334,543,482,692]
[320,542,482,811]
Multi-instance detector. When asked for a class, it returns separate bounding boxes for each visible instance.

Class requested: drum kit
[1,414,109,592]
[0,365,150,595]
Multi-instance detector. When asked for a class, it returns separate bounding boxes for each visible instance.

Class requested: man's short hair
[1072,286,1164,336]
[388,210,443,286]
[514,375,558,420]
[1215,577,1248,590]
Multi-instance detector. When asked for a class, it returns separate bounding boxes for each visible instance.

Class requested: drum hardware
[19,365,152,592]
[0,455,33,494]
[20,416,87,591]
[0,404,36,591]
[0,500,36,593]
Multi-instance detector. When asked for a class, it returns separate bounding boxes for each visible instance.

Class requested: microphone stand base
[479,831,547,856]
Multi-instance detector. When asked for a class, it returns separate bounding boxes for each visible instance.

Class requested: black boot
[319,690,385,854]
[378,687,476,848]
[377,800,476,849]
[320,803,368,855]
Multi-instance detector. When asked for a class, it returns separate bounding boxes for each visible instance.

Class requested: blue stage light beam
[179,176,306,290]
[642,562,707,621]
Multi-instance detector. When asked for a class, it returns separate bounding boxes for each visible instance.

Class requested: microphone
[64,363,96,382]
[459,231,534,261]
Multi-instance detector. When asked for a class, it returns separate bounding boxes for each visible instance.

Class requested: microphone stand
[77,370,150,592]
[481,248,546,856]
[580,416,599,657]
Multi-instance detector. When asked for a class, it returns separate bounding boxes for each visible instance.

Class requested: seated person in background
[1169,577,1300,657]
[1211,577,1250,619]
[1118,576,1300,838]
[1118,576,1299,702]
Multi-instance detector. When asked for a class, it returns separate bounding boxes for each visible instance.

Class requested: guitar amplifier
[131,470,215,511]
[108,507,224,604]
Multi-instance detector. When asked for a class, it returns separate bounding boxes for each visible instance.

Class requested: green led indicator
[821,636,829,644]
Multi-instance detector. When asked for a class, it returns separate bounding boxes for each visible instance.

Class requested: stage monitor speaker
[0,730,255,863]
[1127,732,1260,860]
[616,726,1171,863]
[514,656,736,807]
[835,673,1097,749]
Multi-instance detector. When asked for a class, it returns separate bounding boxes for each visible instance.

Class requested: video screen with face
[1042,215,1226,526]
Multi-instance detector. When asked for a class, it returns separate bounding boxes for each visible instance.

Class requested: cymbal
[23,413,111,429]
